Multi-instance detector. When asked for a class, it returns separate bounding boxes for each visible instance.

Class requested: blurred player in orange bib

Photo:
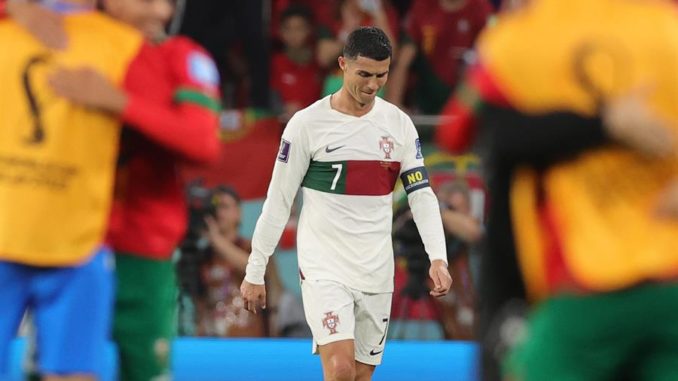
[0,0,221,379]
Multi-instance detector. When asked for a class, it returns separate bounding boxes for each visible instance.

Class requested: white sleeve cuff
[245,253,268,284]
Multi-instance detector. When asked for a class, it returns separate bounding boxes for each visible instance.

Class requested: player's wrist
[431,258,448,267]
[244,261,267,285]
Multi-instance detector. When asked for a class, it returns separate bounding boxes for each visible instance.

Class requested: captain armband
[400,167,430,194]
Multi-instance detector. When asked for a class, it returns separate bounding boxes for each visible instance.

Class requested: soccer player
[437,0,678,379]
[0,1,144,380]
[0,1,221,380]
[61,2,220,379]
[241,26,452,381]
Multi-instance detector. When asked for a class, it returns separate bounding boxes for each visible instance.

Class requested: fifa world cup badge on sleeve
[415,138,423,159]
[278,139,291,162]
[400,167,430,194]
[188,52,220,87]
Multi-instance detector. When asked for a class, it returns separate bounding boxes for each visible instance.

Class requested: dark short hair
[280,4,314,25]
[343,26,392,61]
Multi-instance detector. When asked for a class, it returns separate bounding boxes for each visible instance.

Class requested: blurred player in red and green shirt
[103,2,221,379]
[3,0,221,380]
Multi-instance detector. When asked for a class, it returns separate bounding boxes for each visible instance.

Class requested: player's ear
[338,56,347,72]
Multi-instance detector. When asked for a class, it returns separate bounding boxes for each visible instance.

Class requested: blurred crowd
[180,0,495,117]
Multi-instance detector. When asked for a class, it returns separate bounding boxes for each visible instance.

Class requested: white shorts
[301,279,392,365]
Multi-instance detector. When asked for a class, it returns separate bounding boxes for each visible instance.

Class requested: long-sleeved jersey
[245,95,446,293]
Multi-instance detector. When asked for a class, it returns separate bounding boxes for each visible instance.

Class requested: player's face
[339,55,390,106]
[103,0,174,41]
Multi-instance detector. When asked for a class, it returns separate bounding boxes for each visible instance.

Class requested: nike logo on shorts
[369,349,383,356]
[325,145,345,153]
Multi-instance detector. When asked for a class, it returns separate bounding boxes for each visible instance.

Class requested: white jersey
[245,95,447,293]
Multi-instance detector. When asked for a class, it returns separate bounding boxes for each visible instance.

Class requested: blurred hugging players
[437,0,678,379]
[3,0,222,380]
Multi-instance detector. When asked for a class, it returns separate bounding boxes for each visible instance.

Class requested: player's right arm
[242,113,311,312]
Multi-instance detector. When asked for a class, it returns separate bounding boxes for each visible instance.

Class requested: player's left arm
[400,115,452,297]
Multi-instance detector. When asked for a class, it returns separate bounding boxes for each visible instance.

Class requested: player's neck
[331,88,375,118]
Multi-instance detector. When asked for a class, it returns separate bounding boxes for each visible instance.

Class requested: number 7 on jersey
[331,164,343,190]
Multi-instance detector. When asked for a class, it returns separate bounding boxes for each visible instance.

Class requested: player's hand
[8,1,67,50]
[429,259,452,297]
[240,279,267,314]
[603,86,675,158]
[49,67,127,114]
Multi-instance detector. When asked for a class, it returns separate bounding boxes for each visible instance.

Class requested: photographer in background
[391,203,446,340]
[436,179,483,340]
[196,186,283,337]
[391,178,482,340]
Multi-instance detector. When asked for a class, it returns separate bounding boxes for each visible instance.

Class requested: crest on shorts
[322,311,340,335]
[379,136,394,159]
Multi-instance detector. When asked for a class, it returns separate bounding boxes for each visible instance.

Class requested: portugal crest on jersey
[379,136,394,159]
[322,311,340,334]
